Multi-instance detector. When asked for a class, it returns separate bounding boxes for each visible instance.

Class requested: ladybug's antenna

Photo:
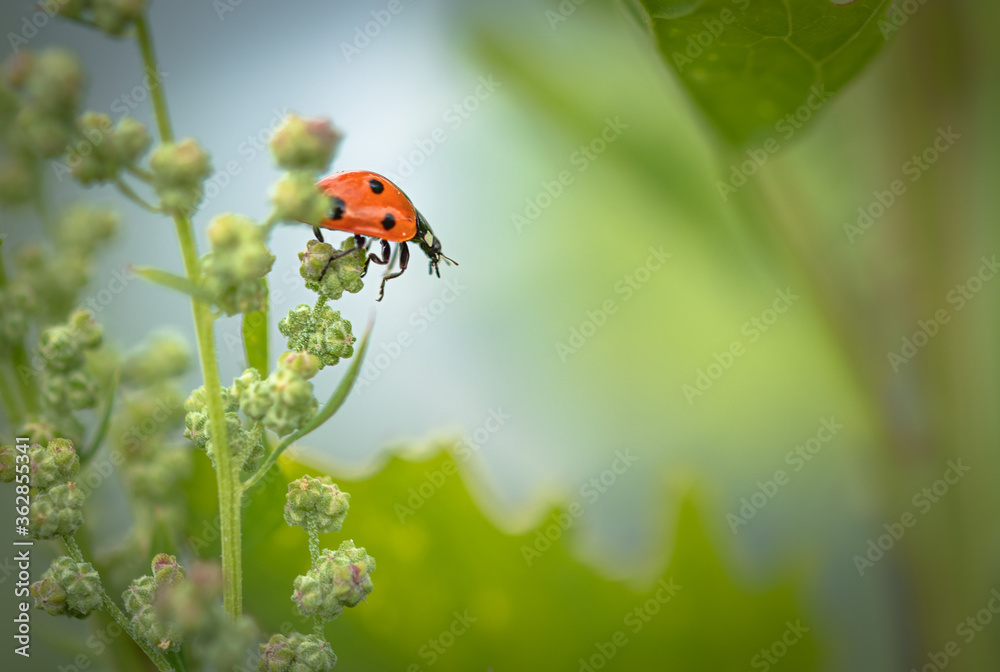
[439,253,458,266]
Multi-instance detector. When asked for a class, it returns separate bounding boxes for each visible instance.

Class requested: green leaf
[242,279,269,376]
[188,446,820,670]
[80,367,119,462]
[130,265,214,303]
[632,0,892,144]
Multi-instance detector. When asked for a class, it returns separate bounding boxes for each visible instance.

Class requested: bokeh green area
[1,0,999,670]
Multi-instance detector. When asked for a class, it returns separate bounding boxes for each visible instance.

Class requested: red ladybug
[311,170,455,301]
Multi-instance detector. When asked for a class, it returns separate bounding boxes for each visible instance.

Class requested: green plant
[0,4,378,670]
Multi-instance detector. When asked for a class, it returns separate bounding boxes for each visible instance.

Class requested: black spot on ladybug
[330,196,346,220]
[381,213,396,230]
[369,179,384,194]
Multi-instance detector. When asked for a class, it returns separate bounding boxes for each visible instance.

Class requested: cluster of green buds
[8,49,85,161]
[36,310,103,419]
[149,138,212,214]
[297,238,366,301]
[122,553,187,651]
[268,114,340,226]
[201,213,275,316]
[67,112,152,184]
[291,540,376,620]
[232,351,319,437]
[183,383,263,475]
[261,474,374,667]
[56,0,147,36]
[278,300,355,369]
[14,204,118,322]
[30,556,102,618]
[0,438,84,539]
[259,632,337,672]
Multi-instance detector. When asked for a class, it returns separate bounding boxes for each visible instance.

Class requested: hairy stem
[135,13,243,619]
[63,536,175,672]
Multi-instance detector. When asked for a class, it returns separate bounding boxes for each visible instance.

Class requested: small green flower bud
[201,213,275,316]
[71,112,118,184]
[25,48,85,114]
[92,0,146,36]
[41,370,98,411]
[0,156,38,206]
[0,283,34,348]
[109,116,151,164]
[0,446,14,483]
[298,238,365,300]
[55,204,119,255]
[271,171,328,225]
[29,482,85,539]
[233,353,318,436]
[151,553,186,585]
[283,476,349,533]
[269,115,340,172]
[183,385,239,450]
[150,138,212,214]
[259,633,336,672]
[19,418,58,445]
[126,447,191,500]
[122,575,157,614]
[31,556,102,618]
[16,106,74,158]
[123,554,187,652]
[279,303,354,369]
[291,540,374,619]
[29,438,80,490]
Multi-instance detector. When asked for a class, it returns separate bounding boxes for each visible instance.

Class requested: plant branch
[115,177,161,213]
[135,12,243,619]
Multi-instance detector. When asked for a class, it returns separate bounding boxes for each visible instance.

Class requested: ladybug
[311,170,456,301]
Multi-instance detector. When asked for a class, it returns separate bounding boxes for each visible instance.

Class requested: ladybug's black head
[414,210,457,278]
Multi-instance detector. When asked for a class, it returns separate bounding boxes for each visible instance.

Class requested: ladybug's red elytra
[311,170,456,301]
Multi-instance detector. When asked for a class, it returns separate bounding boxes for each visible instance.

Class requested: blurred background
[1,0,998,670]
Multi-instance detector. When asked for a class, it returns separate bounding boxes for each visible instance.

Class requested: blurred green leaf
[243,280,269,376]
[632,0,892,144]
[188,446,820,670]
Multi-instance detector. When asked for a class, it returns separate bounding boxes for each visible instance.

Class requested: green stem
[0,251,38,416]
[115,177,161,213]
[135,12,243,619]
[63,536,175,672]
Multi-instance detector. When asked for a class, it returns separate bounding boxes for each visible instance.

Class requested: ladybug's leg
[361,239,391,278]
[377,242,409,302]
[313,227,324,243]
